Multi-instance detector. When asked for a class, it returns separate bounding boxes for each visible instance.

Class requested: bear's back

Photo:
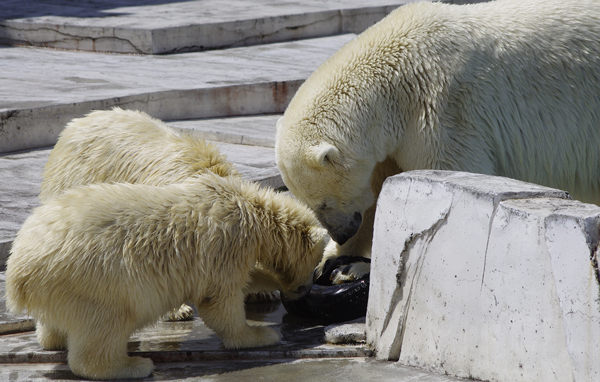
[40,108,237,201]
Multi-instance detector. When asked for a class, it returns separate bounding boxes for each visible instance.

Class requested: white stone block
[366,170,600,382]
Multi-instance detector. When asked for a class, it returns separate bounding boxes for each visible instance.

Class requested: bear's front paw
[120,356,155,379]
[315,256,371,285]
[222,326,281,349]
[69,355,154,380]
[330,261,371,284]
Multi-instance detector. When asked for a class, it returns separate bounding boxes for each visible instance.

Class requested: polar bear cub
[6,173,326,380]
[40,108,265,320]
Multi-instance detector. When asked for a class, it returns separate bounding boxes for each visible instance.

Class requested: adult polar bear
[276,0,600,282]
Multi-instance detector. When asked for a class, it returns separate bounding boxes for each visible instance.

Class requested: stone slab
[0,148,48,257]
[0,34,354,153]
[324,318,367,345]
[213,141,283,190]
[366,170,600,382]
[0,0,412,54]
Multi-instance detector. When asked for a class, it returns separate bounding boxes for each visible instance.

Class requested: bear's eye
[316,202,327,211]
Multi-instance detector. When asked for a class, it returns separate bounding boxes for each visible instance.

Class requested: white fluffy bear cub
[6,173,326,380]
[275,0,600,282]
[41,108,257,321]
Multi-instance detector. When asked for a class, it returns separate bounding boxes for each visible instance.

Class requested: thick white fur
[275,0,600,273]
[42,108,280,315]
[6,173,326,380]
[41,107,236,200]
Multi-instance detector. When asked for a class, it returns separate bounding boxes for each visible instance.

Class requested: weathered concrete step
[0,0,412,54]
[0,34,354,154]
[169,114,279,148]
[367,170,600,382]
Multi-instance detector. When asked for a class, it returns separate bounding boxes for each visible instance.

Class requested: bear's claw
[162,303,194,321]
[330,262,371,285]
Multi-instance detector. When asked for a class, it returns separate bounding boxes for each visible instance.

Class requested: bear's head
[276,225,328,300]
[276,116,377,246]
[275,34,404,245]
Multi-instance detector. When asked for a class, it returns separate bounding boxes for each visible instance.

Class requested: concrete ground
[0,1,470,381]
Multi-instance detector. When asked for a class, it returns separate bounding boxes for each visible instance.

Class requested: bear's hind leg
[198,292,280,349]
[36,321,67,350]
[67,325,154,380]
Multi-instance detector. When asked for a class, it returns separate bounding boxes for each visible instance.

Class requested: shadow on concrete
[38,358,297,381]
[0,0,199,21]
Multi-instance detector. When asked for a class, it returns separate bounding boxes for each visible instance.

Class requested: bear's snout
[322,211,362,245]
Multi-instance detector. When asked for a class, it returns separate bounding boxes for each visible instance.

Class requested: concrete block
[366,170,600,382]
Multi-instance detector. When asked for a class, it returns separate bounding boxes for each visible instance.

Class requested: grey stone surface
[0,358,468,381]
[0,0,412,54]
[0,35,354,153]
[0,148,48,266]
[324,318,367,345]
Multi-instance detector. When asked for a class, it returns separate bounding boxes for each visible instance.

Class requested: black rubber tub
[281,256,370,323]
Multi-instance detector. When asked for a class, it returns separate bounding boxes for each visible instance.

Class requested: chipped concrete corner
[366,170,600,382]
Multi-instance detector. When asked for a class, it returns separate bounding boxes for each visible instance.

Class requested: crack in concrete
[378,198,451,360]
[564,309,600,321]
[480,195,502,292]
[160,14,341,55]
[0,24,145,54]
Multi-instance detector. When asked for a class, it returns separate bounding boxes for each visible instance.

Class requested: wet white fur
[41,108,280,317]
[276,0,600,266]
[6,174,326,380]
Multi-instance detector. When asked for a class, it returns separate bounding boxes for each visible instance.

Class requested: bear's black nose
[329,212,362,245]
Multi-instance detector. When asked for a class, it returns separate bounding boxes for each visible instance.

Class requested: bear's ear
[308,142,339,168]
